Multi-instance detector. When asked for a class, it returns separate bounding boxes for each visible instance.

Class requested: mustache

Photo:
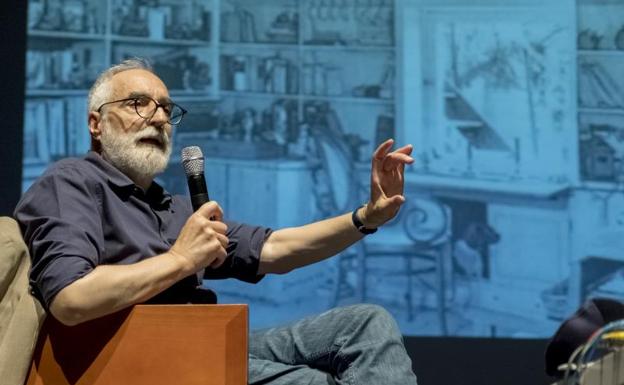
[134,128,171,148]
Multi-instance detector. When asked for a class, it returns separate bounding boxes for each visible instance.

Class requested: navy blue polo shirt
[14,151,270,309]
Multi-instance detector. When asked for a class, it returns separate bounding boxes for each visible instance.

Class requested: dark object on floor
[545,297,624,378]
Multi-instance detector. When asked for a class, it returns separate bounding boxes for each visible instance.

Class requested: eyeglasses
[97,96,187,125]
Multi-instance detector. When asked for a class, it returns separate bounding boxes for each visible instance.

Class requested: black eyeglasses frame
[96,96,187,125]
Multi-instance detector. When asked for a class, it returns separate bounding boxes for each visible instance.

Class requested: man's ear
[88,111,103,152]
[88,111,101,140]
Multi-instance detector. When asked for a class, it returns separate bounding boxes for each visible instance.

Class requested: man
[15,59,418,384]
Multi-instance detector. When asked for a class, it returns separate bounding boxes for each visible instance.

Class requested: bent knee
[350,303,392,318]
[348,304,400,332]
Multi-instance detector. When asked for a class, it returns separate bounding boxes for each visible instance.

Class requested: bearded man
[14,59,418,385]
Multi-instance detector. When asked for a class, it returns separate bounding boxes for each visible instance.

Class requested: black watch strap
[352,207,377,235]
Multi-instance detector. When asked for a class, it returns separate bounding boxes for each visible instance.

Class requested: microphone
[181,146,210,285]
[181,146,210,211]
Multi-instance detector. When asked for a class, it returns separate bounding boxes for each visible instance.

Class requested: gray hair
[88,58,154,112]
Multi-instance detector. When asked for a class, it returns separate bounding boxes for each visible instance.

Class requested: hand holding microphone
[171,146,227,284]
[170,202,228,272]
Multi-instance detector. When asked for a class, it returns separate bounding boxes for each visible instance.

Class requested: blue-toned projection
[22,0,624,338]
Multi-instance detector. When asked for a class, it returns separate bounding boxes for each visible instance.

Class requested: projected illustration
[22,0,624,338]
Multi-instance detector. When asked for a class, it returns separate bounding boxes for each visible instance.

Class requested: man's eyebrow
[127,92,172,105]
[127,91,150,99]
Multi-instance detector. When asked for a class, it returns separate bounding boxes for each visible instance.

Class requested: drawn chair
[307,128,452,334]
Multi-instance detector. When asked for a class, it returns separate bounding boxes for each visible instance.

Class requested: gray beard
[100,126,172,184]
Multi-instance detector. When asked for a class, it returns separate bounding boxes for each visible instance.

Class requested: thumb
[377,194,405,214]
[387,194,406,208]
[196,201,223,221]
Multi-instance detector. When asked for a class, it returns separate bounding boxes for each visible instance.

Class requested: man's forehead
[110,69,169,98]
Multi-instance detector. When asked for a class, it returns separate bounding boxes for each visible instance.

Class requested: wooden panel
[26,305,248,385]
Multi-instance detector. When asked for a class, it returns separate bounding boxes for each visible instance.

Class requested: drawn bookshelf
[23,0,219,190]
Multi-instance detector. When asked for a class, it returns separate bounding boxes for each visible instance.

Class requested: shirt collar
[85,151,172,206]
[146,183,173,207]
[85,151,133,188]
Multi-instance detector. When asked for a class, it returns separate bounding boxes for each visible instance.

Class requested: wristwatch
[352,206,378,235]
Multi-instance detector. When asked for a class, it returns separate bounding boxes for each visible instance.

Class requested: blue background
[22,0,624,339]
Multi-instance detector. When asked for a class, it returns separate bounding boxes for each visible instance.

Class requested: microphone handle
[188,173,210,211]
[191,193,210,212]
[187,173,210,286]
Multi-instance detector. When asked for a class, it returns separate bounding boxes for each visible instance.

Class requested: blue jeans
[248,304,418,385]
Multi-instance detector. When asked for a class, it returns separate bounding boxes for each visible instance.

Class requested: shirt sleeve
[14,164,104,309]
[202,220,272,283]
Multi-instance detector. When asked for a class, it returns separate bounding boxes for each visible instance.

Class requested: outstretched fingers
[382,151,414,171]
[372,139,396,180]
[394,144,414,156]
[373,139,395,161]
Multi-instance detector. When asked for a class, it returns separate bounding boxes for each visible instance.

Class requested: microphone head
[181,146,204,176]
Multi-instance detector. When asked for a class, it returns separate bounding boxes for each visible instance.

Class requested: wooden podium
[26,305,248,385]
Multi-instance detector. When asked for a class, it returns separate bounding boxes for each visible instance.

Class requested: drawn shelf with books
[171,91,221,103]
[26,89,90,97]
[23,96,90,164]
[300,95,394,106]
[218,91,394,105]
[577,55,624,112]
[221,42,300,51]
[219,50,300,96]
[111,35,214,47]
[218,46,396,103]
[221,42,395,53]
[28,30,105,41]
[301,44,394,53]
[578,49,624,58]
[576,0,624,185]
[216,0,397,163]
[26,37,108,92]
[111,41,217,96]
[578,107,624,116]
[220,90,300,100]
[23,0,221,192]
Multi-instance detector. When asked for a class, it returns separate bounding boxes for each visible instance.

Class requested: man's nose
[149,105,169,125]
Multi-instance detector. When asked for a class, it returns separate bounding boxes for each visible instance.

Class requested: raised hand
[361,139,414,228]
